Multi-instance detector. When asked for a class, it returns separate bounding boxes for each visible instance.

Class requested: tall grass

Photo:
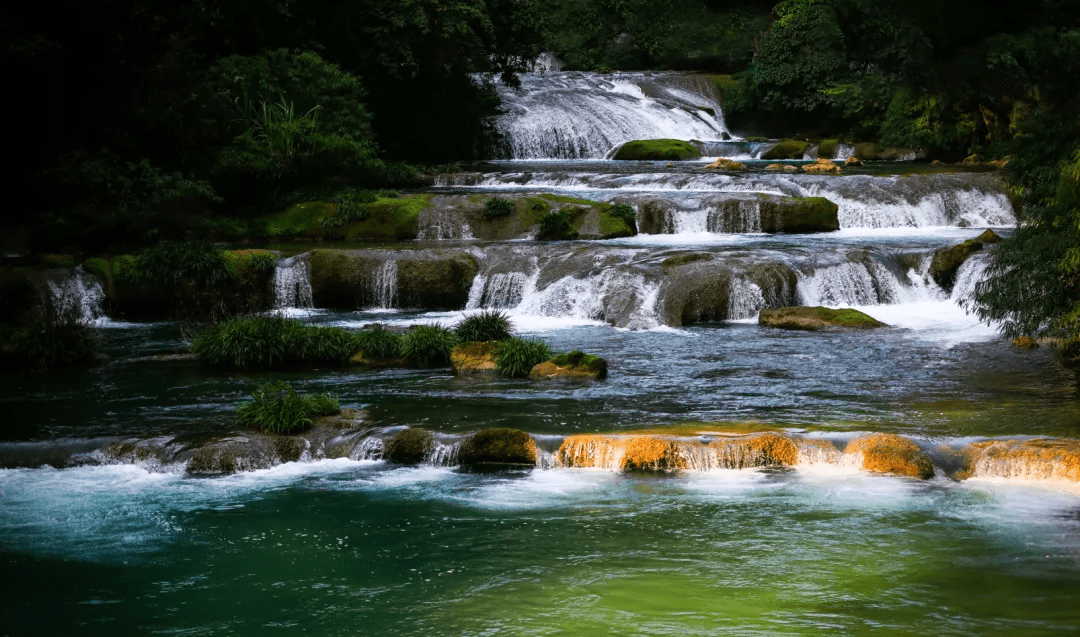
[494,337,553,378]
[235,380,340,434]
[484,197,516,219]
[354,327,402,360]
[399,324,458,366]
[454,310,514,342]
[192,315,361,368]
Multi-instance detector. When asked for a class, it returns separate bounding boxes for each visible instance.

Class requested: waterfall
[950,253,991,302]
[273,256,313,309]
[491,71,731,159]
[515,268,662,330]
[708,200,762,234]
[728,277,767,320]
[46,266,105,325]
[798,260,909,306]
[467,271,533,309]
[417,207,475,240]
[371,259,399,310]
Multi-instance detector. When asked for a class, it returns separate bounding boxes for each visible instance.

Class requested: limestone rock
[451,341,498,376]
[962,153,984,166]
[844,156,863,167]
[1012,336,1039,349]
[704,158,748,171]
[761,140,810,160]
[846,433,935,479]
[759,306,887,331]
[385,428,435,464]
[802,158,842,174]
[928,231,1001,290]
[958,438,1080,482]
[530,350,608,380]
[612,139,700,161]
[459,428,538,467]
[759,197,840,234]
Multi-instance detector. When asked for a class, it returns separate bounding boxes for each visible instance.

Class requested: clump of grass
[484,197,516,219]
[247,252,277,272]
[6,324,101,371]
[399,324,459,366]
[235,380,340,434]
[133,241,236,289]
[494,337,553,378]
[609,203,636,224]
[354,327,402,361]
[454,310,514,342]
[192,315,361,368]
[538,210,577,240]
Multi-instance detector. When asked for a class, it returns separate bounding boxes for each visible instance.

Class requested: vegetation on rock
[459,429,538,466]
[399,324,459,367]
[612,139,700,161]
[385,428,436,464]
[759,306,887,331]
[529,350,608,380]
[235,381,340,435]
[192,315,362,368]
[494,337,554,378]
[454,311,515,342]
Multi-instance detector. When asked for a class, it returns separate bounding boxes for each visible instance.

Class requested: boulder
[451,342,498,376]
[764,163,799,172]
[962,153,983,166]
[385,428,435,464]
[845,433,935,479]
[802,158,842,174]
[459,428,538,467]
[309,249,479,310]
[958,438,1080,482]
[612,139,701,161]
[761,140,810,160]
[759,306,887,331]
[530,350,608,380]
[704,158,747,171]
[928,231,1001,290]
[759,197,840,234]
[1012,336,1039,349]
[817,139,840,159]
[852,143,922,161]
[844,156,863,167]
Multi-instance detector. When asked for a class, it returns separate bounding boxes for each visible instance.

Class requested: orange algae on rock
[708,433,800,468]
[450,342,497,375]
[960,438,1080,482]
[557,433,800,472]
[622,436,686,471]
[846,433,935,479]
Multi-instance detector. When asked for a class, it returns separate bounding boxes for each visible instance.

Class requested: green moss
[759,197,840,234]
[261,195,431,240]
[817,139,839,159]
[459,429,537,466]
[612,139,701,161]
[386,428,435,464]
[929,240,984,289]
[759,306,887,331]
[597,212,633,238]
[264,201,334,237]
[82,257,111,283]
[662,253,715,272]
[551,350,606,373]
[709,75,742,107]
[761,140,810,160]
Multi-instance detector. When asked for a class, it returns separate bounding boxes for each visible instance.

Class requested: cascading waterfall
[46,266,105,325]
[491,71,731,159]
[371,259,399,310]
[728,277,767,320]
[798,259,909,306]
[273,256,314,309]
[466,271,534,309]
[951,252,991,301]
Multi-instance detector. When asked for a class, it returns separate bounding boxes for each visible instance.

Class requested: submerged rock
[451,342,498,376]
[764,163,799,172]
[846,433,935,479]
[844,156,863,167]
[958,438,1080,483]
[530,350,608,380]
[612,139,701,161]
[385,428,435,464]
[459,428,538,467]
[759,306,887,331]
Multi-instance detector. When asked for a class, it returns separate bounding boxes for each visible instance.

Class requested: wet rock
[707,433,800,468]
[661,253,715,272]
[612,139,701,161]
[759,306,887,331]
[928,231,1000,290]
[1012,336,1039,349]
[636,199,677,234]
[385,428,435,464]
[802,158,842,174]
[817,139,840,159]
[451,342,498,376]
[530,350,608,380]
[659,259,733,325]
[846,433,935,479]
[958,438,1080,482]
[459,428,538,467]
[962,153,984,166]
[844,156,863,167]
[309,249,479,310]
[852,144,922,161]
[761,140,810,160]
[704,158,747,171]
[759,197,840,234]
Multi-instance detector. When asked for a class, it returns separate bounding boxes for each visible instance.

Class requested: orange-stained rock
[708,433,800,468]
[557,432,798,472]
[622,436,683,471]
[959,438,1080,482]
[846,433,935,479]
[1012,336,1039,349]
[450,341,497,375]
[802,158,842,174]
[844,156,863,167]
[704,158,748,171]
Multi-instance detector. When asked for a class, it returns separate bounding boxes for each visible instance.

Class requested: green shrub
[192,315,361,368]
[134,241,236,289]
[538,211,577,240]
[609,203,636,224]
[247,252,277,272]
[354,328,402,360]
[494,337,553,378]
[484,197,516,219]
[235,380,340,434]
[399,324,459,366]
[454,310,514,342]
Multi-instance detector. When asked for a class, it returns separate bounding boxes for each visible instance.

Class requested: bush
[609,203,636,224]
[484,197,516,219]
[235,380,340,434]
[538,210,577,240]
[494,337,553,378]
[247,252,277,272]
[399,324,459,366]
[354,327,402,361]
[192,315,361,368]
[454,310,514,342]
[134,241,236,289]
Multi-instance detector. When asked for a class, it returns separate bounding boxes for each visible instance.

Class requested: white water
[44,266,105,325]
[493,72,731,159]
[371,259,399,310]
[273,256,313,309]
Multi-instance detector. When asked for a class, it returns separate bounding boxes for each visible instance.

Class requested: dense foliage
[399,324,459,366]
[235,381,340,434]
[493,337,553,378]
[353,328,404,361]
[192,316,362,368]
[455,311,515,342]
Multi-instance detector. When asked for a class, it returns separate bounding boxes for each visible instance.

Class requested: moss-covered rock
[261,195,431,241]
[661,253,715,272]
[761,140,809,160]
[451,341,498,376]
[845,433,935,479]
[309,249,478,310]
[759,306,887,331]
[929,231,1001,291]
[852,143,921,161]
[459,428,538,467]
[385,428,435,464]
[759,197,840,234]
[703,158,747,171]
[817,139,840,159]
[764,163,799,172]
[613,139,701,161]
[529,350,608,380]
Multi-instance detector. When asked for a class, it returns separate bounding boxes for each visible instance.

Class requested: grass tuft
[234,380,340,434]
[399,324,459,366]
[354,327,402,361]
[484,197,516,219]
[454,310,514,342]
[192,315,361,368]
[494,337,553,378]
